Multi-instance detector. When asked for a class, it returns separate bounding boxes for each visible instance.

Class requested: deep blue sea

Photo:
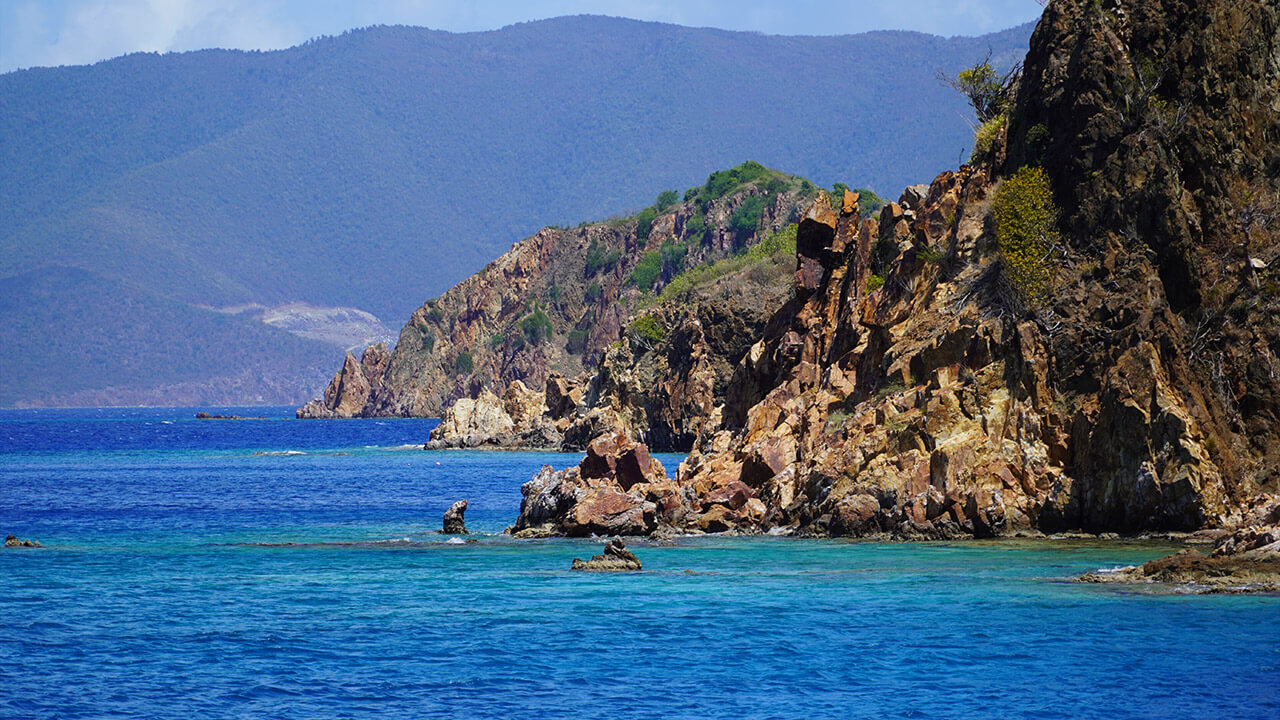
[2,407,1277,719]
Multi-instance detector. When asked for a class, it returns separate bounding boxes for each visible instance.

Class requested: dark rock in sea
[571,538,642,572]
[5,534,40,548]
[441,499,469,534]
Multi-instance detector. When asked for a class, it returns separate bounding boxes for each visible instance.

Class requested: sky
[0,0,1046,75]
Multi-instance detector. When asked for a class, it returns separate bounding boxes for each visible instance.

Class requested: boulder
[4,534,40,548]
[428,388,515,445]
[441,499,469,534]
[571,538,642,571]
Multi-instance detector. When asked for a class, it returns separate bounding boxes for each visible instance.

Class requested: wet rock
[571,538,642,571]
[4,534,40,548]
[441,499,469,534]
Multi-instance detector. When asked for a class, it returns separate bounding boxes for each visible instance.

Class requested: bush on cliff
[629,251,663,291]
[521,307,554,344]
[992,166,1059,308]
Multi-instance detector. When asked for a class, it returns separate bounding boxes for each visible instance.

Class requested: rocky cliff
[512,0,1280,538]
[422,219,801,451]
[301,163,856,419]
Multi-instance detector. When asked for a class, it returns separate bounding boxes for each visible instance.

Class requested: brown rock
[4,534,40,548]
[441,499,468,534]
[571,538,642,571]
[565,487,655,537]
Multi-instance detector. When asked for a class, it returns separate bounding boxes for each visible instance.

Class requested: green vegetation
[629,251,664,291]
[730,195,767,236]
[685,213,707,244]
[660,241,688,276]
[455,350,474,375]
[657,224,797,303]
[421,329,436,352]
[697,161,774,203]
[521,306,554,344]
[865,274,885,294]
[654,190,680,212]
[992,166,1059,308]
[490,333,505,349]
[970,115,1007,164]
[546,285,562,302]
[827,184,885,217]
[635,207,658,240]
[585,238,622,275]
[584,283,603,303]
[944,55,1021,123]
[627,313,666,345]
[426,305,445,324]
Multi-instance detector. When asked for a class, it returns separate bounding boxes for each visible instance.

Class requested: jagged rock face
[1002,0,1280,525]
[296,343,389,419]
[510,434,670,537]
[302,181,811,418]
[663,0,1280,537]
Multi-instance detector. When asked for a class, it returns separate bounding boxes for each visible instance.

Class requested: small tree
[941,52,1021,123]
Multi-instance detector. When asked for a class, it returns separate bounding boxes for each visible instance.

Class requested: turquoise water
[2,408,1277,719]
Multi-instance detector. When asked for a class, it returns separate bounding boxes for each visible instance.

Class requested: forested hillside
[0,16,1031,406]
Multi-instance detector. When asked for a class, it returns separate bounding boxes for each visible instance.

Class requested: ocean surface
[2,407,1277,719]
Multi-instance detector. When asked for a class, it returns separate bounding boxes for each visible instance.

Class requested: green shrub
[764,177,789,195]
[584,283,602,303]
[992,166,1059,308]
[660,241,687,275]
[627,313,666,345]
[426,305,445,324]
[421,329,435,352]
[730,195,766,236]
[629,251,663,291]
[547,285,562,302]
[945,57,1020,123]
[853,188,884,218]
[455,351,474,375]
[970,114,1007,164]
[657,224,797,303]
[521,306,554,344]
[654,190,680,212]
[865,273,885,294]
[702,160,772,202]
[685,213,707,243]
[490,333,505,349]
[636,207,657,240]
[585,239,621,275]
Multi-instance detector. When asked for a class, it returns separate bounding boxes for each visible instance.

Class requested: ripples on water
[2,408,1278,719]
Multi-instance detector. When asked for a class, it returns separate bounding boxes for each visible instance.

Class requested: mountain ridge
[1,16,1033,406]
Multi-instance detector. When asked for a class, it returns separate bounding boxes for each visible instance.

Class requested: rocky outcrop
[591,0,1279,539]
[297,343,389,418]
[509,433,672,537]
[299,165,817,419]
[424,377,571,449]
[441,499,469,534]
[571,538,643,571]
[5,534,40,548]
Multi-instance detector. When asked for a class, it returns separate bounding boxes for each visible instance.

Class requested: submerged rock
[571,538,642,572]
[441,499,469,535]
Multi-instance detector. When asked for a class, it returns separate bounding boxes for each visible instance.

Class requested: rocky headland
[502,0,1280,547]
[299,164,841,421]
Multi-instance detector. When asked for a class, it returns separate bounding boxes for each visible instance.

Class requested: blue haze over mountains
[0,16,1032,407]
